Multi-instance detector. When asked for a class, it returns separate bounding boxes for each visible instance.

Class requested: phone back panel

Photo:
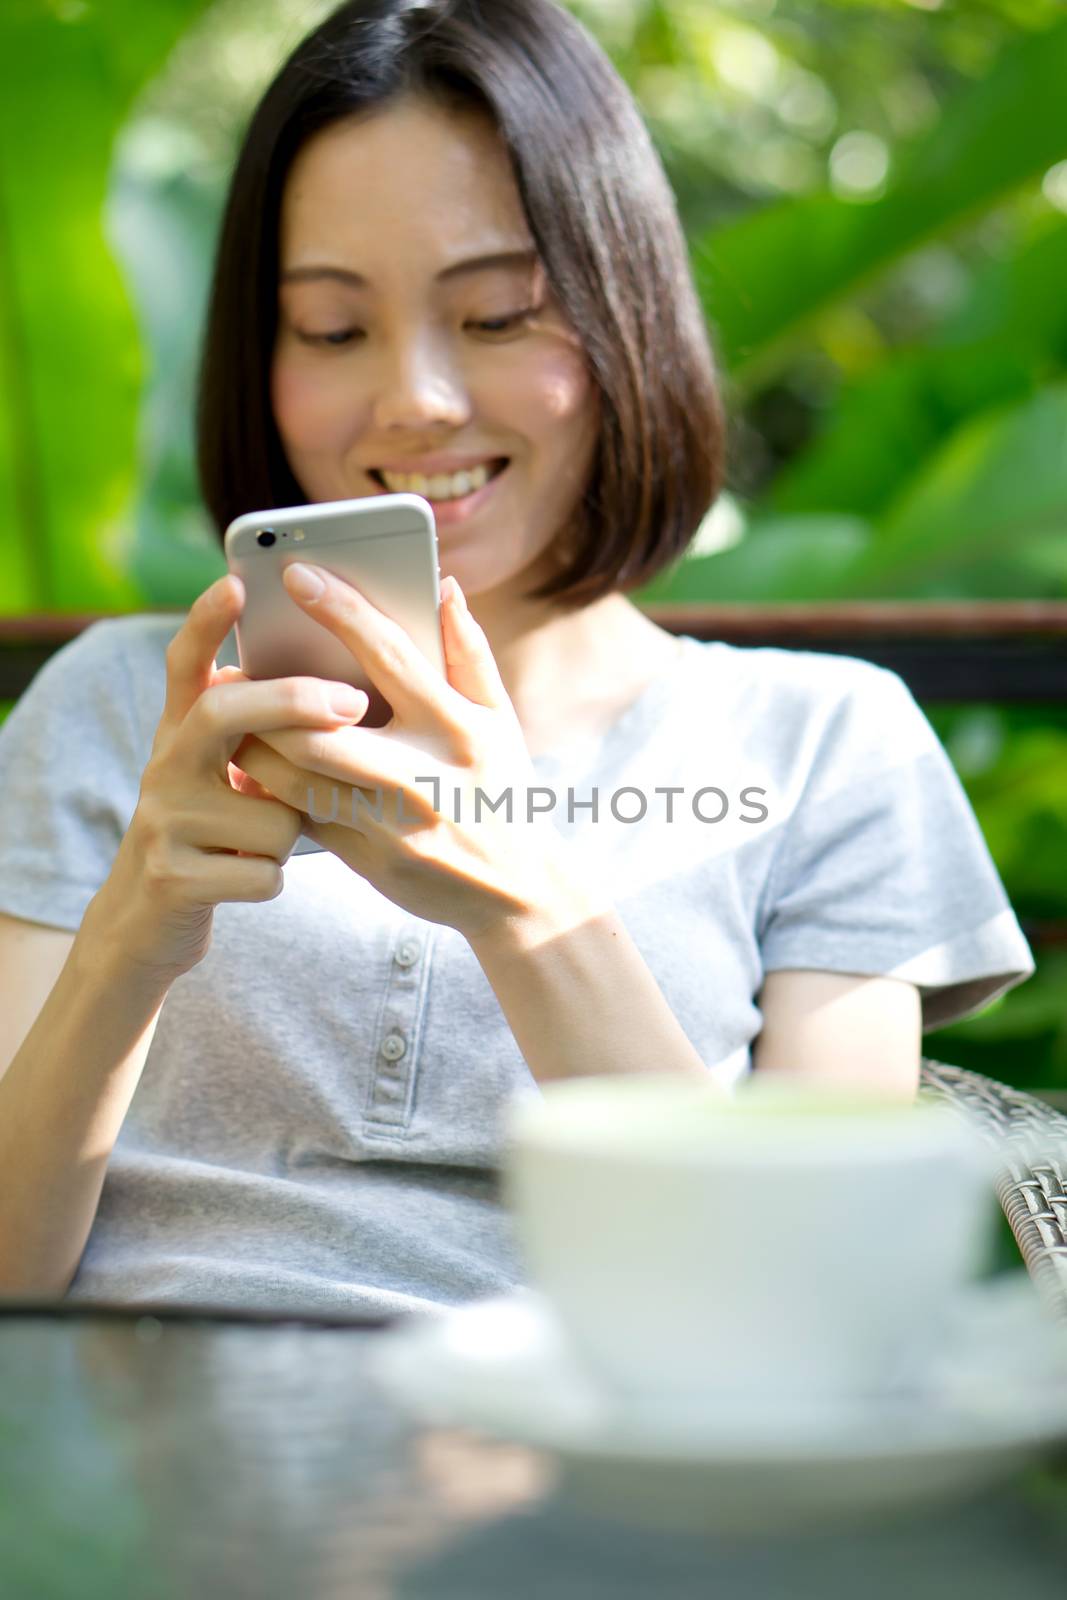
[224,494,442,729]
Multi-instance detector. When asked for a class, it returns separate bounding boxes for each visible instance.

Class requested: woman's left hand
[221,564,584,943]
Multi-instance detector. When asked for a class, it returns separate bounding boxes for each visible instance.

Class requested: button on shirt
[0,616,1035,1318]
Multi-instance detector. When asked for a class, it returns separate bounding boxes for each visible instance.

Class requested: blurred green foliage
[0,0,1064,1086]
[0,0,214,609]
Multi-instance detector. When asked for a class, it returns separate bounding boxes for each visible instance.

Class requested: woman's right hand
[81,574,368,982]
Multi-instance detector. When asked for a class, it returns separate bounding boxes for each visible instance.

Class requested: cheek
[271,351,364,451]
[522,340,599,440]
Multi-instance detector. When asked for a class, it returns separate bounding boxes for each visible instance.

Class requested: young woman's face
[271,96,601,602]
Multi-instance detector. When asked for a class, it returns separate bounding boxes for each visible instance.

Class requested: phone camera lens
[257,530,277,548]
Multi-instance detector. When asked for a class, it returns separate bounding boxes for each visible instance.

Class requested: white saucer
[367,1276,1067,1533]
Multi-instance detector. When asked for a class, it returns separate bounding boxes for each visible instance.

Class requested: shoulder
[674,636,923,737]
[660,637,941,803]
[74,612,189,663]
[15,613,198,751]
[7,615,175,712]
[50,610,230,697]
[676,634,903,702]
[34,612,187,685]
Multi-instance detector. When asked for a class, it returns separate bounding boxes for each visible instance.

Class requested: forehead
[278,98,534,276]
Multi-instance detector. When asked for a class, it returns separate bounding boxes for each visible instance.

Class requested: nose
[369,333,471,434]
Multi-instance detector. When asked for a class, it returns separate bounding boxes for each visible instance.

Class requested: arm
[0,577,323,1299]
[224,572,719,1092]
[468,888,718,1089]
[0,905,174,1298]
[469,924,921,1096]
[752,969,922,1101]
[228,577,909,1099]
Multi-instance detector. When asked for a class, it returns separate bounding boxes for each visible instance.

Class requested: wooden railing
[646,601,1067,702]
[2,601,1067,702]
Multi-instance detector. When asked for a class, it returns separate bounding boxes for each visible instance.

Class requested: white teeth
[378,461,497,499]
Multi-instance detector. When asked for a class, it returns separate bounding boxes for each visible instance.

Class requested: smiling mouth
[368,458,510,492]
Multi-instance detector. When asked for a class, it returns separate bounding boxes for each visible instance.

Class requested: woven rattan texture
[920,1057,1067,1327]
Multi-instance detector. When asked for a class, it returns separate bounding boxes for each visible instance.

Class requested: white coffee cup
[501,1074,998,1427]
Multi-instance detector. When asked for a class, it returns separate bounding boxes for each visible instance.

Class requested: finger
[227,759,277,804]
[183,676,369,780]
[214,663,255,763]
[195,782,303,861]
[233,723,412,806]
[162,575,245,728]
[213,663,251,688]
[225,761,305,865]
[281,561,456,729]
[214,659,374,737]
[302,812,370,866]
[439,576,513,712]
[236,735,381,833]
[238,722,410,796]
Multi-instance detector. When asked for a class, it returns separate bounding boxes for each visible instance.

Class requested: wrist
[467,867,614,967]
[76,888,188,996]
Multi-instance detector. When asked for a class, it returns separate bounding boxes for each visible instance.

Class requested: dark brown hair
[195,0,725,605]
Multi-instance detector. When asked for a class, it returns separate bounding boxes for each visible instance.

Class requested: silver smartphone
[223,492,443,855]
[224,492,444,727]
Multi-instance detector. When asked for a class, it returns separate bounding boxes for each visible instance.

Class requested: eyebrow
[280,249,539,289]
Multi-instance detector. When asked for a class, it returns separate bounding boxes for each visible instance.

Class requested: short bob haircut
[196,0,725,606]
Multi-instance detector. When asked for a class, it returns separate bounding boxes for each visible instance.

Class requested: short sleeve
[757,661,1036,1031]
[0,620,148,932]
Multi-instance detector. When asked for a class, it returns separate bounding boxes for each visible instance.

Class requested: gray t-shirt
[0,615,1034,1317]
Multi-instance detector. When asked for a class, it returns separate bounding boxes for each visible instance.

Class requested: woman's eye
[297,308,536,348]
[471,309,535,336]
[300,329,361,347]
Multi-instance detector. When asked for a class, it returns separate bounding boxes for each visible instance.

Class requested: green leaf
[765,346,1037,523]
[766,217,1067,520]
[636,513,871,603]
[693,16,1067,388]
[0,0,211,611]
[835,383,1067,596]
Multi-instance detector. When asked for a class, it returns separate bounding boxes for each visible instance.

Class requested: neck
[464,570,676,753]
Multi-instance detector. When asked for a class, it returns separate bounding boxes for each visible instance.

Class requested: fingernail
[448,576,468,612]
[330,686,367,717]
[285,562,326,600]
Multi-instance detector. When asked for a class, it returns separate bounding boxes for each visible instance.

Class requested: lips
[368,458,509,489]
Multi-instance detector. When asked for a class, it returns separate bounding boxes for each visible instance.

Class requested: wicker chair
[919,1056,1067,1327]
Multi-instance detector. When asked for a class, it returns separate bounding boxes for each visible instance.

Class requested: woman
[0,0,1033,1316]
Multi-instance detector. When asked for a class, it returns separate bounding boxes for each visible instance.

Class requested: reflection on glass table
[0,1301,1066,1600]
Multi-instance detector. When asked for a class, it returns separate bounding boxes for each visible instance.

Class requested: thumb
[440,576,511,712]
